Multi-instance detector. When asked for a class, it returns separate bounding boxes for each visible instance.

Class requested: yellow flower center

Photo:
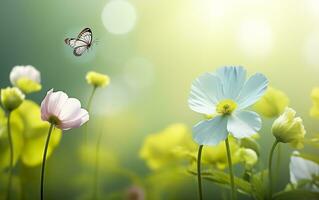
[216,99,237,115]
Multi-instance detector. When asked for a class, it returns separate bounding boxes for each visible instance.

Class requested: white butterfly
[65,28,93,56]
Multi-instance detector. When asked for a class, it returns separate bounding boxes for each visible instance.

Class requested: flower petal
[227,111,261,139]
[47,91,69,117]
[60,109,89,130]
[236,73,268,109]
[188,73,223,115]
[58,98,82,121]
[216,66,246,100]
[193,116,229,145]
[40,89,53,121]
[290,151,319,185]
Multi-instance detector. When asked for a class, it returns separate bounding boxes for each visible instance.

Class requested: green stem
[40,123,54,200]
[84,87,97,145]
[268,140,279,200]
[6,112,12,200]
[274,144,281,184]
[225,137,237,200]
[92,129,104,200]
[87,86,97,112]
[197,145,203,200]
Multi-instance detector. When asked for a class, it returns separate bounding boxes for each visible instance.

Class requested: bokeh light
[101,0,137,35]
[236,18,273,58]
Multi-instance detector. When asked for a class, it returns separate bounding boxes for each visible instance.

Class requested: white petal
[47,91,69,117]
[40,89,54,121]
[193,116,229,145]
[227,111,261,139]
[60,109,89,130]
[188,73,223,115]
[236,73,268,109]
[216,66,246,99]
[290,151,319,187]
[58,98,82,121]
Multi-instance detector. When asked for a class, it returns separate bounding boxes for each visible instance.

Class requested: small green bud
[1,87,25,111]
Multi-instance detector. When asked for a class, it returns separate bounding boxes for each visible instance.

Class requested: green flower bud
[237,148,258,169]
[1,87,25,111]
[86,71,110,88]
[272,107,306,148]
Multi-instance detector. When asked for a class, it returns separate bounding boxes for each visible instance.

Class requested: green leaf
[273,189,319,200]
[250,170,268,200]
[188,169,252,195]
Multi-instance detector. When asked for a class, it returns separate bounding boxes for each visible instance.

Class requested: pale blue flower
[189,66,268,145]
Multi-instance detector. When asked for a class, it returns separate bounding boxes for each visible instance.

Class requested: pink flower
[40,89,89,130]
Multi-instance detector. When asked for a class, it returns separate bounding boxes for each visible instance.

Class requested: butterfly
[65,28,93,56]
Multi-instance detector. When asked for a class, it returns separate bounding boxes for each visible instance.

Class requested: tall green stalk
[92,129,104,200]
[40,123,54,200]
[6,112,12,200]
[225,137,237,200]
[268,140,279,200]
[197,145,204,200]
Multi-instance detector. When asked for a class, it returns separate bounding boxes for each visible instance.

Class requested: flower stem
[40,123,54,200]
[84,86,97,146]
[87,86,97,112]
[268,140,278,200]
[6,112,12,200]
[92,129,104,200]
[225,137,237,200]
[197,145,203,200]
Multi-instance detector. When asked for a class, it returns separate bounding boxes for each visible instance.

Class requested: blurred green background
[1,0,319,199]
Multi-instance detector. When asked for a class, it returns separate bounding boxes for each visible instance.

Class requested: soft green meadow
[0,0,319,200]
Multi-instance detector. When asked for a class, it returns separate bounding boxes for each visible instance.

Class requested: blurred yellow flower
[236,148,258,170]
[10,65,42,94]
[253,87,289,118]
[139,123,197,170]
[272,107,306,149]
[310,87,319,118]
[200,136,241,170]
[13,100,62,166]
[86,71,110,88]
[1,87,25,111]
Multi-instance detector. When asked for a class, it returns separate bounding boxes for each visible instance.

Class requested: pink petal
[47,91,69,117]
[40,89,53,121]
[59,109,89,130]
[58,98,82,121]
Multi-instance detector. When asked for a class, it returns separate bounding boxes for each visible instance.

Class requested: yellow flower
[236,148,258,169]
[272,107,306,148]
[139,123,197,170]
[253,87,289,118]
[86,71,110,88]
[1,87,25,111]
[10,65,42,94]
[310,87,319,118]
[200,136,241,169]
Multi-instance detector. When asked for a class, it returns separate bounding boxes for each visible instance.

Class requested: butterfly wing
[77,28,92,45]
[73,46,88,56]
[64,28,93,56]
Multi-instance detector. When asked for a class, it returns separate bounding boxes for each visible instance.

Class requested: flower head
[139,123,196,170]
[189,66,268,145]
[10,65,42,94]
[253,87,289,118]
[40,89,89,130]
[236,148,258,170]
[310,87,319,119]
[86,71,110,88]
[290,151,319,192]
[1,87,25,111]
[272,107,306,148]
